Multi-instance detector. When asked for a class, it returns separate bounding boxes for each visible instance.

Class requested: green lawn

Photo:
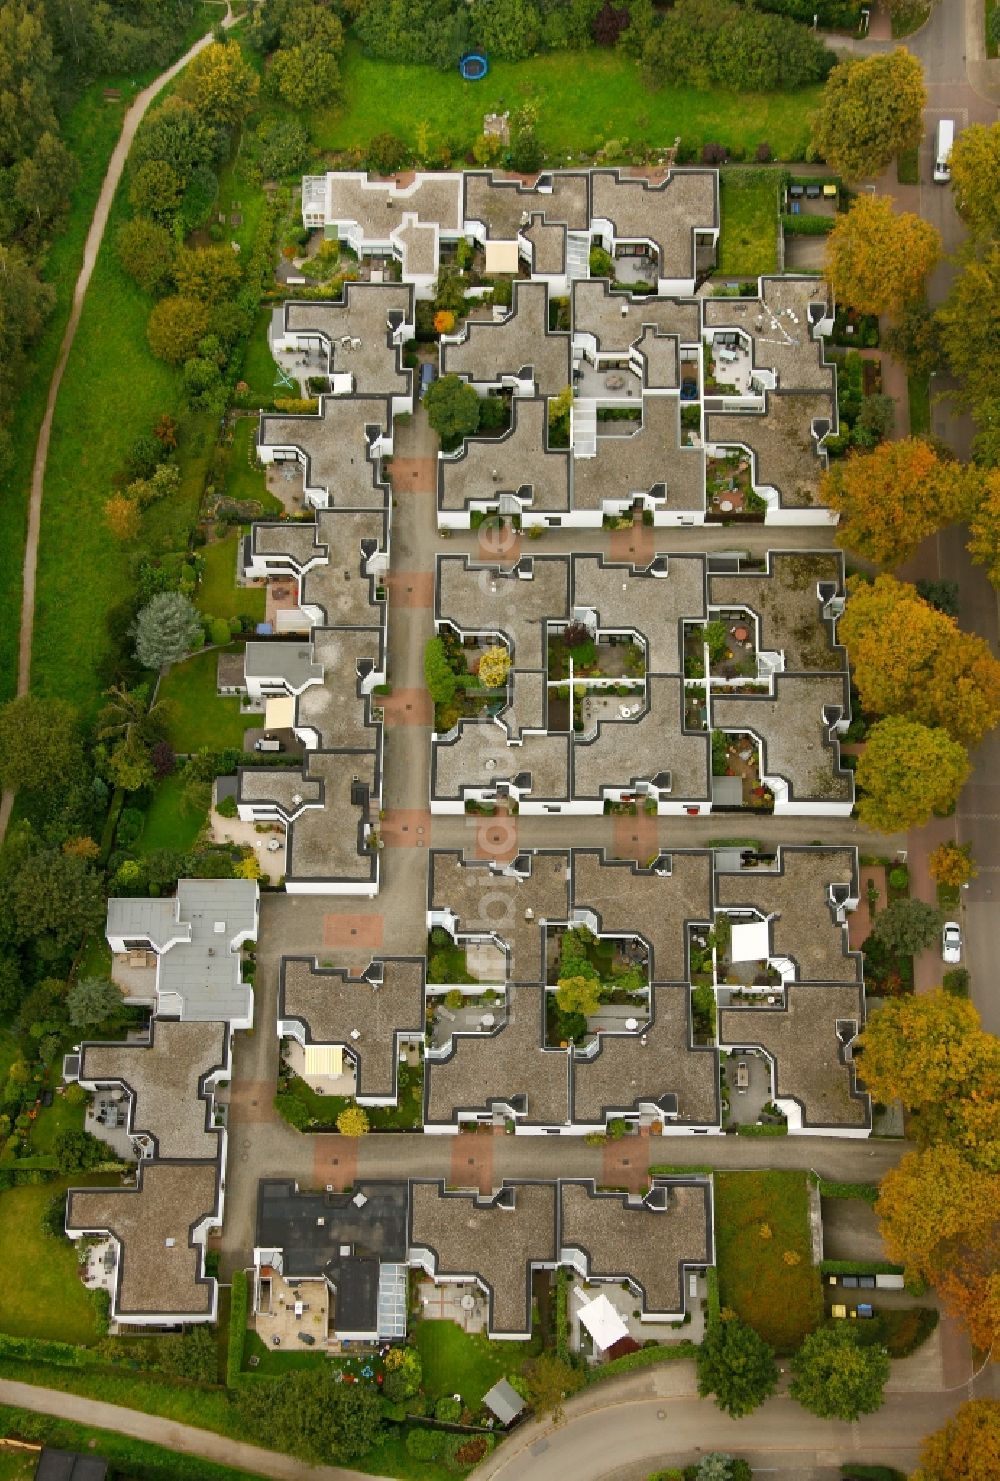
[240,309,286,400]
[139,773,207,854]
[308,42,819,161]
[29,1096,85,1156]
[989,0,999,55]
[276,1063,424,1130]
[158,646,257,754]
[714,1170,823,1353]
[415,1320,537,1409]
[0,1450,35,1481]
[0,1181,101,1344]
[221,420,282,514]
[197,532,265,623]
[717,169,780,279]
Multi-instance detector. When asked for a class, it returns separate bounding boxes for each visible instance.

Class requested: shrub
[943,967,970,997]
[227,1269,248,1385]
[888,865,909,890]
[215,794,238,818]
[434,1395,462,1422]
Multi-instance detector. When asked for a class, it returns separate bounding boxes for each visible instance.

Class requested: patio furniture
[605,373,626,389]
[719,499,733,512]
[732,625,749,643]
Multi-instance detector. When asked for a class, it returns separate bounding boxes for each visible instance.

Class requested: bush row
[226,1270,248,1387]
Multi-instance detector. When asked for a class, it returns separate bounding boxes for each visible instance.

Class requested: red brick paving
[380,809,432,848]
[848,864,885,951]
[380,687,434,726]
[478,524,521,564]
[385,571,435,607]
[601,1135,651,1194]
[389,457,436,493]
[611,812,659,864]
[450,1133,494,1195]
[322,914,385,949]
[473,815,518,863]
[939,1307,974,1387]
[609,523,655,567]
[313,1134,358,1191]
[228,1080,279,1124]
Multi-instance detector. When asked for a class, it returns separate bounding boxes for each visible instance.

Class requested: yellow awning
[265,696,296,730]
[304,1044,343,1077]
[484,240,520,276]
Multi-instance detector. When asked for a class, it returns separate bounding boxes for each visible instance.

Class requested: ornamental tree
[477,647,511,689]
[928,842,977,888]
[868,897,943,957]
[824,196,942,316]
[914,1399,1000,1481]
[789,1326,889,1421]
[335,1106,370,1136]
[840,575,1000,748]
[810,49,926,179]
[424,373,481,450]
[132,592,203,671]
[66,976,125,1028]
[948,122,1000,239]
[855,716,969,831]
[823,440,969,568]
[696,1312,778,1417]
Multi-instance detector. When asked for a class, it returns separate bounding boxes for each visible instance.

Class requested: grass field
[309,42,819,162]
[159,646,257,754]
[0,1181,100,1345]
[28,1096,84,1156]
[221,420,282,514]
[714,1170,823,1353]
[241,310,284,400]
[139,774,207,854]
[197,532,265,623]
[717,170,780,279]
[414,1320,537,1409]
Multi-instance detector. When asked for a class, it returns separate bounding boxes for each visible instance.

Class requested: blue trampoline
[459,52,488,81]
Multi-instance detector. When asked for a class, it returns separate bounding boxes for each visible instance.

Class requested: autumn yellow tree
[104,493,141,542]
[477,647,511,689]
[810,49,926,180]
[433,309,455,334]
[858,992,999,1130]
[928,842,977,889]
[840,575,1000,748]
[876,1145,999,1279]
[336,1106,370,1136]
[824,196,942,316]
[967,469,1000,587]
[178,42,259,128]
[854,716,969,831]
[914,1399,1000,1481]
[822,440,969,567]
[948,122,1000,239]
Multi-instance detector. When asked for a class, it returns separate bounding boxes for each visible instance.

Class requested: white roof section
[575,1290,629,1351]
[484,239,520,275]
[730,918,771,963]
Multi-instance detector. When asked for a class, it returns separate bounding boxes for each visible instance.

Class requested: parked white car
[942,921,962,964]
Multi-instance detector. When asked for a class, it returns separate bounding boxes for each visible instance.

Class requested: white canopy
[729,918,771,963]
[576,1292,629,1352]
[484,239,520,276]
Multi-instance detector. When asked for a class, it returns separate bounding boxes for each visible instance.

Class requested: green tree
[424,373,481,450]
[54,1129,109,1174]
[519,1353,585,1423]
[790,1325,889,1420]
[810,49,926,179]
[116,217,176,296]
[968,470,1000,587]
[14,130,78,232]
[548,384,573,447]
[424,636,458,704]
[98,683,169,749]
[132,96,222,181]
[883,300,942,378]
[66,976,124,1028]
[132,592,203,670]
[869,896,943,956]
[146,294,211,365]
[948,122,1000,239]
[269,1,344,108]
[696,1312,779,1417]
[129,158,183,221]
[178,41,260,127]
[174,245,242,303]
[3,847,105,956]
[382,1343,422,1401]
[936,240,1000,419]
[0,695,84,794]
[855,716,970,831]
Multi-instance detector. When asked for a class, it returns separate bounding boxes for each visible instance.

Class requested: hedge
[819,1258,904,1277]
[586,1341,697,1385]
[781,213,836,235]
[226,1271,248,1387]
[705,1267,721,1328]
[816,1179,879,1205]
[0,1333,98,1368]
[554,1271,570,1361]
[734,1123,787,1136]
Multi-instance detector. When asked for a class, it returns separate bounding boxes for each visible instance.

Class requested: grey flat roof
[708,551,845,674]
[711,673,851,804]
[572,851,713,984]
[444,283,570,397]
[572,398,705,513]
[430,850,570,984]
[439,398,571,514]
[574,555,706,674]
[284,283,413,397]
[437,555,569,670]
[244,641,323,692]
[715,848,859,983]
[259,396,392,509]
[706,391,833,508]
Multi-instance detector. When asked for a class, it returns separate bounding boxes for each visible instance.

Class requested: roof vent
[214,921,226,934]
[165,1237,176,1247]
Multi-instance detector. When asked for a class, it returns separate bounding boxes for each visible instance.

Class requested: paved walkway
[0,1378,390,1481]
[0,5,239,846]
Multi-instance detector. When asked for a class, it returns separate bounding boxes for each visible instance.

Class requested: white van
[933,120,954,183]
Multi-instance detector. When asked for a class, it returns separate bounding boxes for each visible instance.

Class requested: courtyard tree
[789,1326,889,1421]
[840,575,1000,748]
[854,716,970,832]
[810,49,926,179]
[914,1399,1000,1481]
[477,647,511,689]
[131,592,203,671]
[824,196,942,317]
[948,122,1000,239]
[424,373,481,450]
[928,842,977,889]
[555,975,602,1018]
[0,695,84,795]
[66,976,125,1028]
[335,1106,370,1136]
[423,636,457,704]
[821,440,968,568]
[696,1311,778,1417]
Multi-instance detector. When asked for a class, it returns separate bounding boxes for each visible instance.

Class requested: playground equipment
[459,52,488,81]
